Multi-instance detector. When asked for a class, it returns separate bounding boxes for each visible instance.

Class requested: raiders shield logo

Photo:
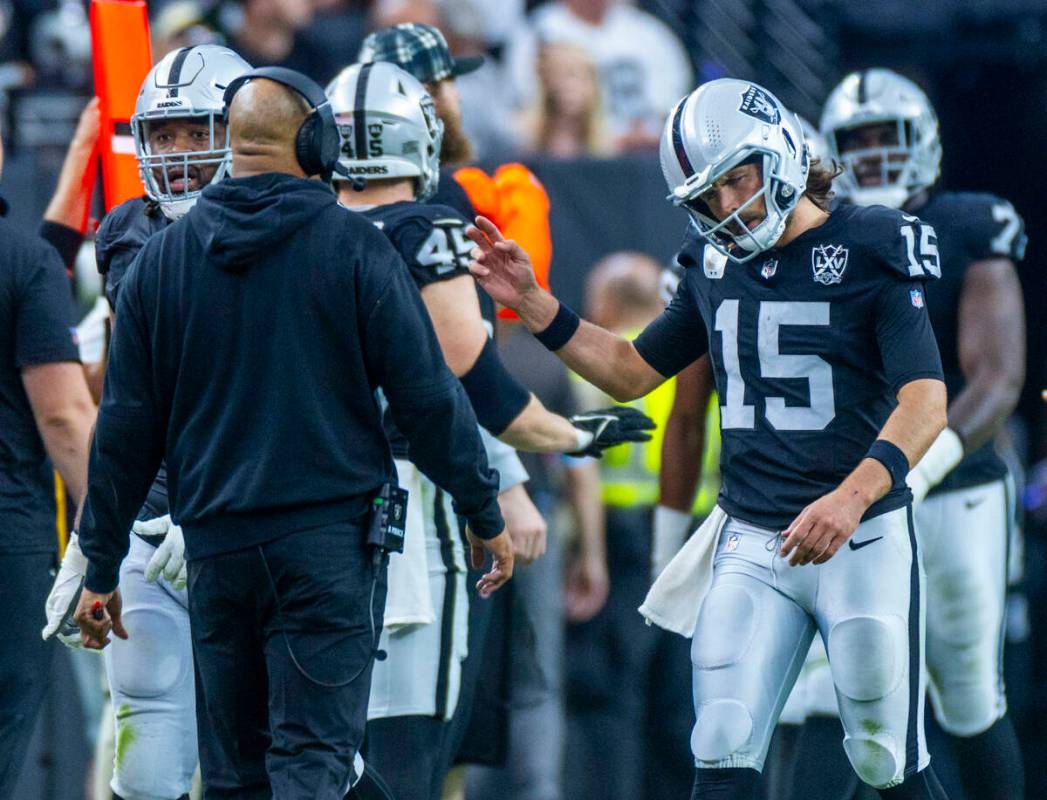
[738,85,780,124]
[811,244,849,285]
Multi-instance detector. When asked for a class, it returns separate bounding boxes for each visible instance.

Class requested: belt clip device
[367,482,408,554]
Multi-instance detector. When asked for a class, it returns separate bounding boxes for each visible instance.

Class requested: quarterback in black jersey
[325,61,653,800]
[796,68,1026,800]
[470,78,951,800]
[41,45,252,800]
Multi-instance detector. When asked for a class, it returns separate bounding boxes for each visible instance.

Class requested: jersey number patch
[416,223,472,275]
[900,216,941,278]
[715,299,835,431]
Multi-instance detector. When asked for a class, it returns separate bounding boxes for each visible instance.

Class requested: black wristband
[533,301,580,352]
[866,439,910,488]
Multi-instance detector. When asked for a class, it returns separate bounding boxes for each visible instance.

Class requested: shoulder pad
[938,191,1026,262]
[847,204,941,282]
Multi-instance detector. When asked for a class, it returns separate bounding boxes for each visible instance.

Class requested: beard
[440,109,474,167]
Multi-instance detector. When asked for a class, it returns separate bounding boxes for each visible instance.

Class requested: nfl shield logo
[811,244,849,285]
[725,533,740,553]
[760,259,778,280]
[910,288,924,308]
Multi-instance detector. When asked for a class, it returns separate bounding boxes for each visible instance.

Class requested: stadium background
[3,0,1045,797]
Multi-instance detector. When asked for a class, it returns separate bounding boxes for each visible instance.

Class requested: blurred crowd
[0,0,696,161]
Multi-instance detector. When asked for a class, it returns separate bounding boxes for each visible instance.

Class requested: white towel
[638,506,727,637]
[382,460,436,630]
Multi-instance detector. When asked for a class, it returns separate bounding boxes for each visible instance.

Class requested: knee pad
[827,615,906,702]
[109,607,192,699]
[843,730,902,789]
[691,699,753,763]
[932,686,1002,737]
[692,584,756,669]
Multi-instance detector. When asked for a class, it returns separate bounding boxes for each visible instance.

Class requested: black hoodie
[79,173,503,592]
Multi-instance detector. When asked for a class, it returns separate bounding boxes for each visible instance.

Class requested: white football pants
[690,507,929,790]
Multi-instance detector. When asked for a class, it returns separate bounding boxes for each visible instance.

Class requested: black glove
[568,407,656,458]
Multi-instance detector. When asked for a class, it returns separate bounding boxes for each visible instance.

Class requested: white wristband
[906,427,964,502]
[652,505,693,580]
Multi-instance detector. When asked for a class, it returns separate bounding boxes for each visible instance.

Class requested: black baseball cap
[357,23,483,85]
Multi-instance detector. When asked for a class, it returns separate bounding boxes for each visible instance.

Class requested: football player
[325,61,654,800]
[799,68,1025,800]
[41,45,252,800]
[468,78,951,799]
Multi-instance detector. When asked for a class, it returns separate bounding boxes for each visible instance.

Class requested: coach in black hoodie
[73,75,511,799]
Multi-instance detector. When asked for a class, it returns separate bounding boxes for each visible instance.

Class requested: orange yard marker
[90,0,153,211]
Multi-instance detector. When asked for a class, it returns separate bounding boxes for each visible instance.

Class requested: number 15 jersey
[635,203,944,529]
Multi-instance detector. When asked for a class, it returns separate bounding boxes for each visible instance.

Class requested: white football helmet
[325,61,443,200]
[660,79,809,263]
[820,68,941,209]
[132,45,251,220]
[795,114,829,164]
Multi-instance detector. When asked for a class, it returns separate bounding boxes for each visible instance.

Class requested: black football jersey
[636,203,944,529]
[906,191,1026,494]
[362,201,484,458]
[95,196,171,521]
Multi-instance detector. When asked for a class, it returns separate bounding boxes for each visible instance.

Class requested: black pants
[188,523,386,800]
[0,551,57,797]
[365,714,449,800]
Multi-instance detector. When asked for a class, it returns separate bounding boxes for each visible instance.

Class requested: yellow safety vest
[571,329,721,513]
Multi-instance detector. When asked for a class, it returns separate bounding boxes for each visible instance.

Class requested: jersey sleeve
[961,194,1027,262]
[862,205,942,284]
[391,205,474,289]
[875,280,943,394]
[633,274,709,378]
[14,242,81,368]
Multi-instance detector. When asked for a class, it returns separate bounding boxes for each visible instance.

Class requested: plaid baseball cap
[357,23,483,85]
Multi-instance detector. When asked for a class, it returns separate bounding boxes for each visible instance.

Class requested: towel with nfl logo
[639,506,727,637]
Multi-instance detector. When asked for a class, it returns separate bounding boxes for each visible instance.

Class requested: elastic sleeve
[14,243,80,368]
[459,336,531,435]
[360,246,504,539]
[80,261,166,592]
[875,281,943,395]
[633,277,709,378]
[38,220,84,274]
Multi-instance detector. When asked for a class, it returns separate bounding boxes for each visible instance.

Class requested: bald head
[585,251,663,330]
[228,78,312,178]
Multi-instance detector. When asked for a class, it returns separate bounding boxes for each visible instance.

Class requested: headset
[222,66,347,183]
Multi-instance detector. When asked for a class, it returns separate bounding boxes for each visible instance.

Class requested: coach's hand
[780,487,866,566]
[568,407,656,458]
[467,528,514,597]
[73,587,128,650]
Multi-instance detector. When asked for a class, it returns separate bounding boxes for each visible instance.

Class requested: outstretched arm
[467,216,667,402]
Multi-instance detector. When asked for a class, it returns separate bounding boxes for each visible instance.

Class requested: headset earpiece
[221,66,341,182]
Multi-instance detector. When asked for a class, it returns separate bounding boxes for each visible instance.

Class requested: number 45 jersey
[636,203,944,529]
[362,200,484,457]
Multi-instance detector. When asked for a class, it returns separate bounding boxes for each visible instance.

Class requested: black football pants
[188,523,387,800]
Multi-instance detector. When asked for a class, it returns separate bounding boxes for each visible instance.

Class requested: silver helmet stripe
[165,46,193,97]
[353,62,373,160]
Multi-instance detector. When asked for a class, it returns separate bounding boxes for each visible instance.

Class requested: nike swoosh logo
[848,536,883,551]
[964,498,985,509]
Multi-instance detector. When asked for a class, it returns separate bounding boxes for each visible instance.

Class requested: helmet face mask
[660,80,809,265]
[820,69,941,210]
[131,45,251,220]
[134,113,229,219]
[326,62,444,201]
